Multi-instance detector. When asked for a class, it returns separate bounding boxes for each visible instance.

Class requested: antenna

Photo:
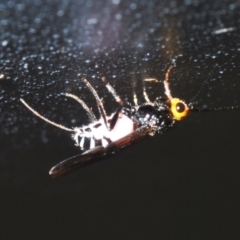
[191,105,240,112]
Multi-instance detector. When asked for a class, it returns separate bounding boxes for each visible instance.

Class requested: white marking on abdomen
[73,112,135,149]
[108,112,134,141]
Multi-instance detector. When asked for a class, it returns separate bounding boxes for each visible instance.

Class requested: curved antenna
[64,93,97,122]
[192,105,240,112]
[163,64,240,114]
[20,98,74,132]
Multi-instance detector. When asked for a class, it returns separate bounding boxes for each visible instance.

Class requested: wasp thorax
[170,98,189,120]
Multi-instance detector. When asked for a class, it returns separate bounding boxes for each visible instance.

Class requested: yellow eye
[170,98,189,120]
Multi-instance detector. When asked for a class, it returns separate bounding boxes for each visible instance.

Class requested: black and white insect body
[20,65,190,177]
[73,111,135,150]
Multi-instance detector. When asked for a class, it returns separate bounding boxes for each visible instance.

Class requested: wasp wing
[49,125,152,177]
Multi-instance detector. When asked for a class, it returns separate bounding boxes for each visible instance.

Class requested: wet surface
[1,0,240,239]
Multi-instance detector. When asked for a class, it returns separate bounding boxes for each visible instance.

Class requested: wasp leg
[64,93,97,123]
[78,75,109,130]
[90,137,95,149]
[163,65,173,100]
[20,98,74,132]
[80,136,85,149]
[96,66,123,106]
[132,77,138,107]
[142,82,152,104]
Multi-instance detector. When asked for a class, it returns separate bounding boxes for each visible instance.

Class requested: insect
[20,65,239,177]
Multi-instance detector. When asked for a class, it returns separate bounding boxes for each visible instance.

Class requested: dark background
[1,0,240,239]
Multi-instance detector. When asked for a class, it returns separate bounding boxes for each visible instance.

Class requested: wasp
[20,65,238,177]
